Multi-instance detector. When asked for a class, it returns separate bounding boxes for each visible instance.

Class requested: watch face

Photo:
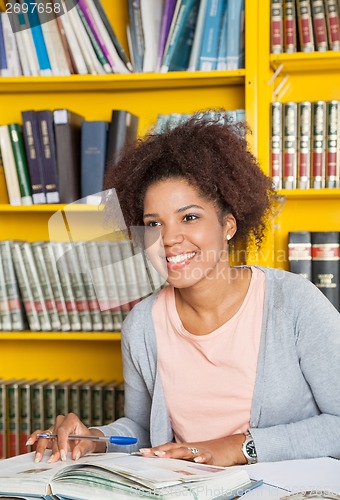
[245,440,257,459]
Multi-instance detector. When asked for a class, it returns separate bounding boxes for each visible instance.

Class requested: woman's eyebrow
[143,204,204,219]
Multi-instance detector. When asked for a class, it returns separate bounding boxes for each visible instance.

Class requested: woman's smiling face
[142,178,234,289]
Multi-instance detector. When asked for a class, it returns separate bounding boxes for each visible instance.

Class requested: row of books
[0,239,164,332]
[270,100,340,190]
[0,0,132,76]
[0,108,139,206]
[271,0,340,53]
[288,231,340,311]
[0,0,245,77]
[128,0,244,73]
[152,108,246,134]
[0,377,125,459]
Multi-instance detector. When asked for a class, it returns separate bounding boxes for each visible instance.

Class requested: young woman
[28,113,340,466]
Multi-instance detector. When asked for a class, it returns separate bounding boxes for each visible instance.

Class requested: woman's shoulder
[121,290,162,339]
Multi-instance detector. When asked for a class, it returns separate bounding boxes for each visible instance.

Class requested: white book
[13,29,31,76]
[1,12,22,76]
[67,2,104,75]
[141,0,164,72]
[38,8,71,76]
[84,0,129,74]
[0,126,21,206]
[20,11,40,76]
[59,0,88,75]
[188,0,208,71]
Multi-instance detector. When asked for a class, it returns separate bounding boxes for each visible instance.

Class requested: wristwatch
[241,430,257,464]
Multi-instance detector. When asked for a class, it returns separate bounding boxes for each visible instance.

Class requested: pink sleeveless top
[152,267,265,442]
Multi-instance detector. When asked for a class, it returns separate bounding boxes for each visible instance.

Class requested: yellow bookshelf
[0,0,258,382]
[256,0,340,270]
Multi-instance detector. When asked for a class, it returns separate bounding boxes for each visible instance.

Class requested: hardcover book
[271,0,284,53]
[36,110,60,203]
[8,123,33,205]
[81,120,108,203]
[296,0,315,52]
[288,231,312,281]
[106,110,139,168]
[53,108,84,204]
[0,451,259,500]
[311,231,340,311]
[297,101,311,189]
[284,0,297,54]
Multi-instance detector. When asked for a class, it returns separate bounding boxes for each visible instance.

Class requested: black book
[53,109,84,204]
[311,231,340,311]
[288,231,312,281]
[21,110,46,204]
[36,110,60,204]
[105,110,139,168]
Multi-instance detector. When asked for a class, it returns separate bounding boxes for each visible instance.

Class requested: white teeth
[166,252,196,264]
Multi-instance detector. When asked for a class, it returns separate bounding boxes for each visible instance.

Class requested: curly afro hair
[104,111,275,251]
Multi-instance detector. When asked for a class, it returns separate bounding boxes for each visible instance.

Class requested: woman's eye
[146,221,161,227]
[183,214,199,222]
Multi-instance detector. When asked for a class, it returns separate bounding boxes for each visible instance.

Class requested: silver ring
[187,447,200,458]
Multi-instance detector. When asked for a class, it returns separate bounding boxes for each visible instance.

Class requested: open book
[0,451,261,500]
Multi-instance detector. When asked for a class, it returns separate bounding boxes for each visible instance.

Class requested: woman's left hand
[139,434,247,467]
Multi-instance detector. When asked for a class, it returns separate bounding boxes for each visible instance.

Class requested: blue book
[216,3,228,70]
[0,13,8,76]
[161,0,200,72]
[128,0,145,73]
[188,0,209,71]
[81,121,108,203]
[225,0,245,69]
[37,110,60,204]
[198,0,226,71]
[23,0,52,74]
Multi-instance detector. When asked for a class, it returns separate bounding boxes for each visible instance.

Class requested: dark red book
[271,0,284,53]
[325,0,340,50]
[311,0,329,51]
[296,0,315,51]
[283,0,297,52]
[311,100,326,189]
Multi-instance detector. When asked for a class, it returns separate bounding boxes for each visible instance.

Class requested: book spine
[19,382,32,454]
[108,242,131,322]
[75,242,103,331]
[0,12,8,76]
[296,0,315,51]
[24,0,52,74]
[92,0,132,71]
[0,381,7,458]
[102,381,116,425]
[8,124,33,205]
[11,241,41,331]
[41,242,71,331]
[0,240,25,331]
[297,101,312,189]
[270,102,283,189]
[283,102,298,189]
[44,380,57,429]
[118,240,142,309]
[69,381,81,417]
[271,0,284,53]
[0,125,22,206]
[21,110,46,204]
[21,242,52,331]
[115,382,125,419]
[1,11,22,76]
[57,0,88,74]
[106,110,139,167]
[37,110,60,204]
[37,7,70,76]
[76,4,111,73]
[0,244,12,331]
[140,0,163,73]
[80,120,108,201]
[311,0,329,50]
[31,381,45,434]
[197,0,225,71]
[56,381,70,416]
[127,0,144,73]
[283,0,297,52]
[31,242,61,331]
[52,242,82,331]
[325,0,340,49]
[326,100,340,188]
[226,0,245,70]
[91,382,104,426]
[157,0,177,71]
[53,2,76,74]
[6,381,20,457]
[311,231,340,311]
[288,231,312,280]
[80,381,92,427]
[96,241,123,330]
[61,242,92,331]
[311,100,326,189]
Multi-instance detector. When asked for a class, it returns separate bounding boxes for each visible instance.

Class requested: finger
[54,413,83,460]
[71,439,96,461]
[139,442,181,456]
[32,428,55,463]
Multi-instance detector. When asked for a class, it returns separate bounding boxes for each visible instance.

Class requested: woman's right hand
[26,413,106,463]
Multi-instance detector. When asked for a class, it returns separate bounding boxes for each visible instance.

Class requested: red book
[283,102,298,189]
[325,0,340,50]
[311,101,326,188]
[296,0,315,51]
[271,0,284,53]
[283,0,297,52]
[311,0,329,50]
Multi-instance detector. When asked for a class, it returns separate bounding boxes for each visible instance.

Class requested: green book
[8,124,32,205]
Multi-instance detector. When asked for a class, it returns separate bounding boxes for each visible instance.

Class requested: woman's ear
[224,213,237,242]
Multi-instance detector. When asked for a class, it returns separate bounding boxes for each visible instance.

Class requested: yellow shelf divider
[0,332,121,341]
[270,51,340,73]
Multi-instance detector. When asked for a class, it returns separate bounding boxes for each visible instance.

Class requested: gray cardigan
[96,267,340,463]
